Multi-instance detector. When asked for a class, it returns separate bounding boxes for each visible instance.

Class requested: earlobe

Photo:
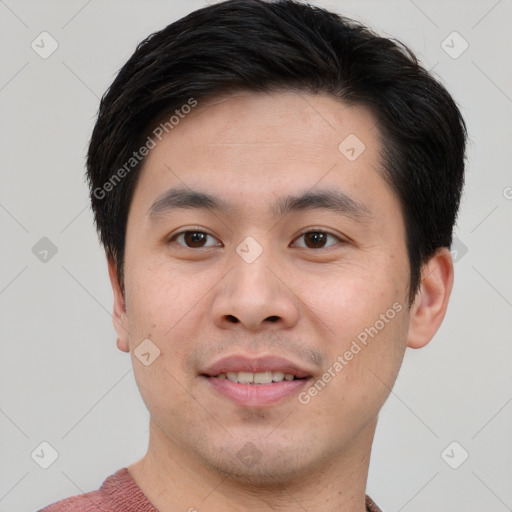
[107,257,130,353]
[406,248,454,349]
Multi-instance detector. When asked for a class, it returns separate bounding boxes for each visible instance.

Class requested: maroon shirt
[39,467,382,511]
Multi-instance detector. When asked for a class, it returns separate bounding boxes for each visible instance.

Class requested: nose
[211,246,300,332]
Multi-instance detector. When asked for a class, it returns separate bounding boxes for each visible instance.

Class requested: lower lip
[205,376,309,407]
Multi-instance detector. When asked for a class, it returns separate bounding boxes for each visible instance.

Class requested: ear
[107,257,130,353]
[407,248,454,349]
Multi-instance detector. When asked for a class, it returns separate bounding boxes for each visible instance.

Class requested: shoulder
[38,468,130,512]
[38,488,105,511]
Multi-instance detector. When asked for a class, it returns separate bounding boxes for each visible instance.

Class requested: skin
[108,91,454,512]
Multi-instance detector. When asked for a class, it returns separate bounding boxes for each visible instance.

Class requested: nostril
[226,315,239,323]
[266,316,280,323]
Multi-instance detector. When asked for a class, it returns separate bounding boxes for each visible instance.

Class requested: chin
[195,439,322,488]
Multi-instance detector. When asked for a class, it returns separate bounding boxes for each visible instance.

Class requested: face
[115,91,414,484]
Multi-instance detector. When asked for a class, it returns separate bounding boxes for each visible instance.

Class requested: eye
[292,230,342,249]
[170,230,222,248]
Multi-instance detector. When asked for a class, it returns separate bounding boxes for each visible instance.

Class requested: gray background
[1,1,511,511]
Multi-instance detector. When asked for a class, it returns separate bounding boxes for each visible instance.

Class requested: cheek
[124,263,203,416]
[124,258,218,386]
[300,303,409,436]
[293,254,407,334]
[125,259,198,334]
[294,255,409,401]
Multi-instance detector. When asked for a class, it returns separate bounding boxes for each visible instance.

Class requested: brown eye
[293,231,340,249]
[184,232,207,247]
[304,232,327,248]
[171,231,221,248]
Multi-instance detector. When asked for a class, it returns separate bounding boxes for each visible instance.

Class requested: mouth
[201,355,314,406]
[211,371,306,384]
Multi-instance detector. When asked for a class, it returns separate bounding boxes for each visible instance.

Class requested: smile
[213,371,302,384]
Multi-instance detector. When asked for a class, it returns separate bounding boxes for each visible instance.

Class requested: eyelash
[168,228,344,249]
[293,230,343,249]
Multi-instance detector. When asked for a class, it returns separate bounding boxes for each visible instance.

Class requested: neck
[128,418,376,512]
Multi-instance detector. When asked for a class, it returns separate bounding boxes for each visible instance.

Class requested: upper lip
[202,354,314,379]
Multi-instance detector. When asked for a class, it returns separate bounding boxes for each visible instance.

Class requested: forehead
[130,90,396,222]
[160,90,380,161]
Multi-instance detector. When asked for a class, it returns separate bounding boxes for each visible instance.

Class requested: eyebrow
[148,187,231,220]
[147,186,372,223]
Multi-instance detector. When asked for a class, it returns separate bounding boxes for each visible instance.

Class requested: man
[39,0,466,510]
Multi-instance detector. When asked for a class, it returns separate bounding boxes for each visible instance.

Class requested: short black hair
[87,0,467,304]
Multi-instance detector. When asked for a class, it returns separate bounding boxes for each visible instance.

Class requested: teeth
[238,371,254,384]
[254,371,272,384]
[217,371,297,384]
